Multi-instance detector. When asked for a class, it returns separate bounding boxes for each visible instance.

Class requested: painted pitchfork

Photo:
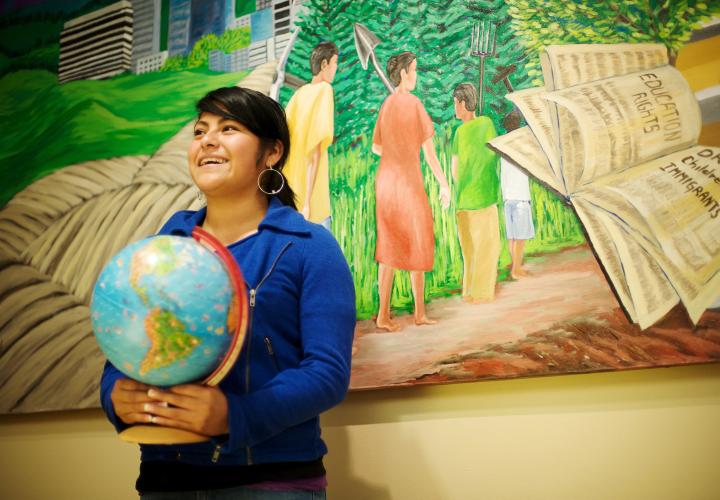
[470,20,498,115]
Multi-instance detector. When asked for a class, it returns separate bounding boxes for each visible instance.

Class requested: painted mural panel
[0,0,718,413]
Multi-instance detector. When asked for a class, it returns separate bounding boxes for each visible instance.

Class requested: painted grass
[330,125,585,320]
[0,67,249,207]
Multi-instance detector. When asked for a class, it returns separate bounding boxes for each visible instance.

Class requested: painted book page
[547,65,702,191]
[576,146,720,323]
[574,198,680,329]
[541,43,668,91]
[487,126,565,195]
[506,87,562,181]
[539,43,673,192]
[572,197,640,324]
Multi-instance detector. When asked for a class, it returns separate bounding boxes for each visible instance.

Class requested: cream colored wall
[2,363,720,500]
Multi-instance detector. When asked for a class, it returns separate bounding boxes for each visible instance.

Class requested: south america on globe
[91,234,241,386]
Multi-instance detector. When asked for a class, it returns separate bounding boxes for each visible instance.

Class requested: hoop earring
[257,167,285,195]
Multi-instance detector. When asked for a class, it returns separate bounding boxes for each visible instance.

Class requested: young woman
[100,87,356,499]
[371,51,451,332]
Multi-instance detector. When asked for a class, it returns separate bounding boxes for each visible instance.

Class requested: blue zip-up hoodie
[100,197,356,465]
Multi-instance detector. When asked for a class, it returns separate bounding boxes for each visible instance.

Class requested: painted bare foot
[414,315,437,326]
[461,295,473,303]
[472,297,494,304]
[376,317,401,332]
[511,267,530,279]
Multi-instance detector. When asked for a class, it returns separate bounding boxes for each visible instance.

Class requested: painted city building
[58,0,134,83]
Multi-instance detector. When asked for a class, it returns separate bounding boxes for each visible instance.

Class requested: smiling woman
[191,88,294,213]
[99,87,357,499]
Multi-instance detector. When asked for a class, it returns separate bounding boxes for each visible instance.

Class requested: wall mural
[0,0,718,413]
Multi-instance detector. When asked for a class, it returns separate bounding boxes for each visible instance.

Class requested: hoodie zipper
[264,337,280,372]
[211,444,222,463]
[243,242,292,465]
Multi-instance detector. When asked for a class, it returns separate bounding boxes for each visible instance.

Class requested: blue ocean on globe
[91,235,236,386]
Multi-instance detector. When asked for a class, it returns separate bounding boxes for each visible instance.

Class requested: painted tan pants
[456,204,500,301]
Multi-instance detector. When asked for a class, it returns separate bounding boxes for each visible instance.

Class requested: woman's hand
[144,384,229,437]
[110,378,156,425]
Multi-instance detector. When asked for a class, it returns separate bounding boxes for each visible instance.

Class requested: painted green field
[0,67,249,207]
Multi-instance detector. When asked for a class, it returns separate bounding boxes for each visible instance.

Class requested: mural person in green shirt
[451,83,501,302]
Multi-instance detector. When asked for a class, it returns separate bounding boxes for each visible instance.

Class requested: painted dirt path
[349,245,720,389]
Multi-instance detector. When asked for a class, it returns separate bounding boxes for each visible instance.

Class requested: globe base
[119,425,210,444]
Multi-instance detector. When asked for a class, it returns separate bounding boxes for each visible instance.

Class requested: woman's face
[401,58,418,91]
[188,112,266,199]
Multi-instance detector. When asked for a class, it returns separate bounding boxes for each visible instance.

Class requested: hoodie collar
[259,197,311,235]
[169,197,310,238]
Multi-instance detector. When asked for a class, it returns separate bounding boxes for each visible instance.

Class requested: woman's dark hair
[386,51,416,87]
[195,86,296,209]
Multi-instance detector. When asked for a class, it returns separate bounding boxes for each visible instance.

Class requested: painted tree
[413,0,472,124]
[507,0,720,85]
[161,27,250,71]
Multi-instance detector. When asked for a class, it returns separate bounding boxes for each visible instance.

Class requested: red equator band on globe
[191,226,248,387]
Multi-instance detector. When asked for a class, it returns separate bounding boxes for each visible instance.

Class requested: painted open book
[489,43,720,329]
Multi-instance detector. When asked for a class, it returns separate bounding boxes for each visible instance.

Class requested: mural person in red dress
[371,51,451,332]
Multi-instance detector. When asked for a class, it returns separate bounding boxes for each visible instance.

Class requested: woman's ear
[265,139,284,168]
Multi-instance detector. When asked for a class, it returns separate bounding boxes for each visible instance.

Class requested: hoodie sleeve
[222,227,356,450]
[99,360,131,433]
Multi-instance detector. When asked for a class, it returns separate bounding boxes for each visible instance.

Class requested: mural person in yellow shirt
[284,41,339,231]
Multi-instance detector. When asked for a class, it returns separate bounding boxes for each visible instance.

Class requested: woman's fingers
[147,414,196,433]
[115,378,152,392]
[111,378,156,424]
[144,385,228,436]
[147,388,195,409]
[124,412,154,425]
[114,387,154,404]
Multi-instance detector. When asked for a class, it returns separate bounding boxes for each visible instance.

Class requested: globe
[91,232,245,387]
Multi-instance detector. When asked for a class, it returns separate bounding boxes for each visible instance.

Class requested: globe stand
[119,425,210,444]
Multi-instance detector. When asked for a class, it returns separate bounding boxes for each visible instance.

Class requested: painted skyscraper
[189,0,227,50]
[58,0,134,83]
[168,0,191,56]
[131,0,162,63]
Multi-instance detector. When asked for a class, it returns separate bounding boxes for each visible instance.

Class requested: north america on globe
[130,237,189,305]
